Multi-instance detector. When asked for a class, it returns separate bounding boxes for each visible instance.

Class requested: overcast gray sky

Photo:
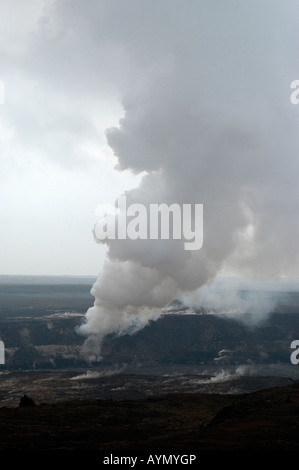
[0,0,142,275]
[0,0,298,281]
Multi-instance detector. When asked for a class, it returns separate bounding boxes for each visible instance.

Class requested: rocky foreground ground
[0,380,299,452]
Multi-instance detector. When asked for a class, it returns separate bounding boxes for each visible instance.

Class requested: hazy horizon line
[0,274,299,290]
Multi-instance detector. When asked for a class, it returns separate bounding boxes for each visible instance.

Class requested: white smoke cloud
[179,280,277,327]
[196,366,251,385]
[78,1,299,358]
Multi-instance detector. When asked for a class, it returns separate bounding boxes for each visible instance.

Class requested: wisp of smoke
[78,1,299,360]
[197,366,251,385]
[179,279,277,327]
[70,366,127,380]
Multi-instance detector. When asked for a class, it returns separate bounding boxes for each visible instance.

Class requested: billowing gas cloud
[78,1,299,359]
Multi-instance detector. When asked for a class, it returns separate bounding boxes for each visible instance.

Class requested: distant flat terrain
[0,369,295,407]
[0,282,298,378]
[0,283,94,309]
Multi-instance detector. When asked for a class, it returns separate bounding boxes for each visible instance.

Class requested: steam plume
[78,1,299,360]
